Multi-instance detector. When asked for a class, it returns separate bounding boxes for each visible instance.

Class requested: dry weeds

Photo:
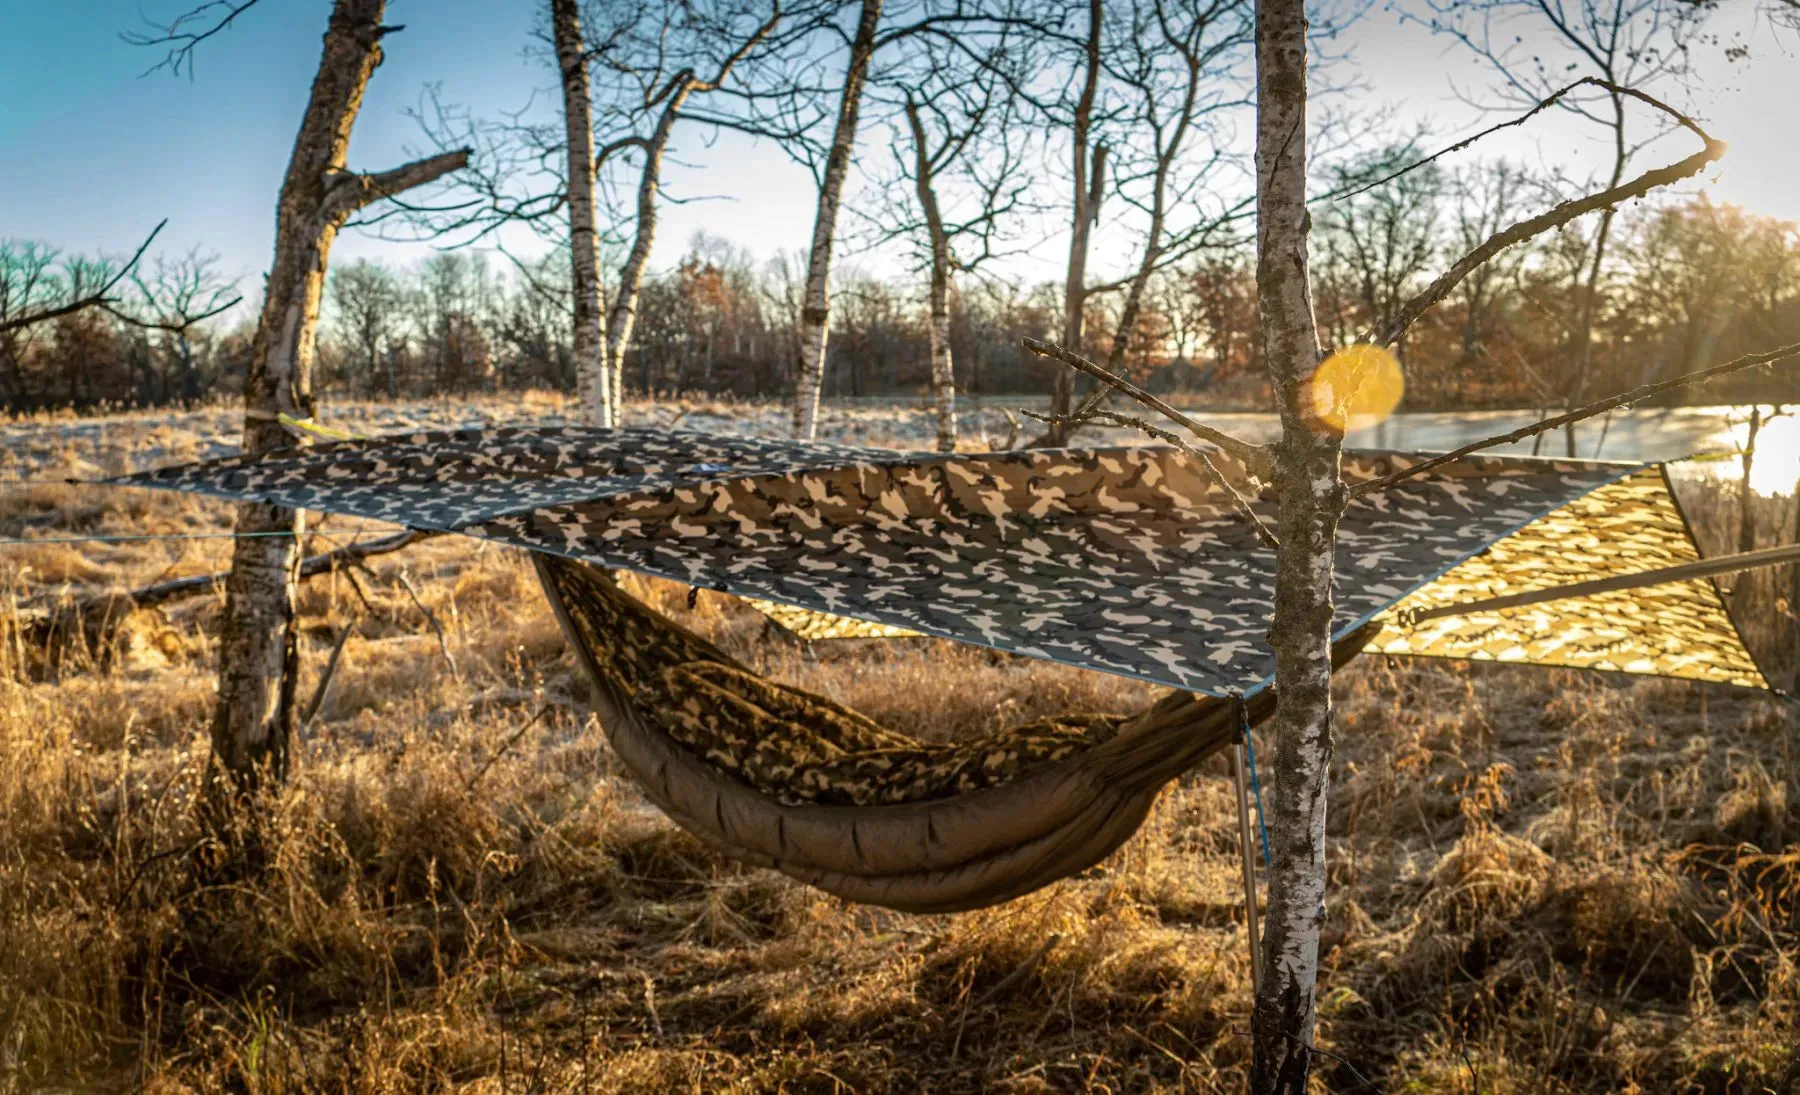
[0,405,1795,1093]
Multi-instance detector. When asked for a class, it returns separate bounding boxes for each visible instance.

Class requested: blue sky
[3,0,1797,307]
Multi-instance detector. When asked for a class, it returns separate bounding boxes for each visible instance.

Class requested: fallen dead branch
[12,528,434,652]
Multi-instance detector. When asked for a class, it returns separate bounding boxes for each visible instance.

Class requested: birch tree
[134,0,469,791]
[1085,0,1252,379]
[905,95,965,450]
[421,0,789,425]
[1246,3,1338,1086]
[592,0,784,422]
[1032,0,1254,444]
[551,0,613,426]
[770,0,1058,438]
[862,34,1031,451]
[792,0,883,439]
[1040,0,1106,446]
[1022,3,1758,1085]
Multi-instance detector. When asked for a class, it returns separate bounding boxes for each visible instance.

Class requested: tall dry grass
[0,413,1795,1093]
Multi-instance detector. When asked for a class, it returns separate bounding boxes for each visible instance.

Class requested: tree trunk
[1737,405,1765,555]
[925,267,956,452]
[904,98,957,453]
[177,331,198,405]
[1042,0,1105,447]
[1564,91,1627,457]
[1251,2,1342,1092]
[607,87,693,421]
[552,0,612,428]
[211,0,466,793]
[1790,470,1800,697]
[792,0,882,441]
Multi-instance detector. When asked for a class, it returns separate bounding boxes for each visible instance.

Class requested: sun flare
[1307,344,1406,434]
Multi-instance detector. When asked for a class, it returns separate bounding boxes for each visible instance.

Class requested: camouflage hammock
[120,427,1770,911]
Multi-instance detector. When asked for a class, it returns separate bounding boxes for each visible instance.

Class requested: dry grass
[0,410,1796,1093]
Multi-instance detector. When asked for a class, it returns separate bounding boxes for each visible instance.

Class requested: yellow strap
[277,412,361,441]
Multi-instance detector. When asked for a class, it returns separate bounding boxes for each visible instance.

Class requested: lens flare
[1307,344,1405,434]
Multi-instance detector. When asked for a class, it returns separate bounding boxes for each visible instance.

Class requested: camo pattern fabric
[1366,467,1767,689]
[745,597,923,640]
[124,426,1737,696]
[543,557,1123,806]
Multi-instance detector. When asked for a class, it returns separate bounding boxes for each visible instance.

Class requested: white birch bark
[792,0,883,440]
[212,0,466,790]
[603,11,774,413]
[903,98,957,452]
[926,283,956,451]
[1250,0,1342,1090]
[552,0,612,428]
[605,100,684,414]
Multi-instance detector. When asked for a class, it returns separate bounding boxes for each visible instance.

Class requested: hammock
[117,426,1775,910]
[538,553,1374,911]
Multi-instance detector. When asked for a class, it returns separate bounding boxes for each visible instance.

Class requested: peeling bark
[552,0,612,428]
[1250,1,1342,1091]
[212,0,466,792]
[791,0,882,440]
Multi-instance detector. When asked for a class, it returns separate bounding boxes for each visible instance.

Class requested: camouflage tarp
[121,425,1769,696]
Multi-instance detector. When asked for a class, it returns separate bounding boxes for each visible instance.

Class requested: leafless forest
[6,191,1800,413]
[3,0,1800,1092]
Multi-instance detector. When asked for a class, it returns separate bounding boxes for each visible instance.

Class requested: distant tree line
[3,188,1797,414]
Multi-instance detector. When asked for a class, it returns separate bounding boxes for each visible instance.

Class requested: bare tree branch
[1020,336,1270,473]
[1315,76,1708,211]
[103,293,241,332]
[0,220,168,335]
[1368,130,1724,349]
[16,529,434,647]
[1023,406,1279,548]
[123,0,266,78]
[323,149,474,221]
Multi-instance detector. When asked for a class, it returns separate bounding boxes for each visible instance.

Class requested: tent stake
[1233,739,1262,993]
